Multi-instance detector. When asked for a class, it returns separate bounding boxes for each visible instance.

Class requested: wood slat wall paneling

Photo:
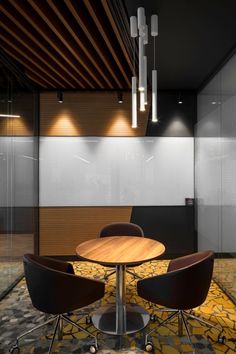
[39,207,132,256]
[40,91,150,137]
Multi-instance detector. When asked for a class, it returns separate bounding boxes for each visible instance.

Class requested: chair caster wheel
[89,344,98,353]
[9,345,20,353]
[218,334,226,344]
[86,316,92,324]
[145,342,153,352]
[150,314,156,321]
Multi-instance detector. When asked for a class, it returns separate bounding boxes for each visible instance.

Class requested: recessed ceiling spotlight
[57,91,63,103]
[7,79,13,103]
[211,101,217,105]
[117,91,123,103]
[178,92,183,104]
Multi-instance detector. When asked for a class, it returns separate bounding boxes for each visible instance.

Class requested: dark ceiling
[125,0,236,90]
[1,0,236,91]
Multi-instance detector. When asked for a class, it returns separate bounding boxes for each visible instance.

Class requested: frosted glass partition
[0,137,38,207]
[40,137,194,206]
[196,52,236,254]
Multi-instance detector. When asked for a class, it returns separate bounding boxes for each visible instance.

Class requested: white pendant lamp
[151,14,158,122]
[132,76,137,128]
[130,9,159,127]
[130,16,138,128]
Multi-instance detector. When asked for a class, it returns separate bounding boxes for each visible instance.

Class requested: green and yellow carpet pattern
[0,260,236,353]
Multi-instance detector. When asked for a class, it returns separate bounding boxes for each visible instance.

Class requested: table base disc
[92,303,150,335]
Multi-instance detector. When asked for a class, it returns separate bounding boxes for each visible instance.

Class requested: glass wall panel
[196,53,236,302]
[0,58,38,299]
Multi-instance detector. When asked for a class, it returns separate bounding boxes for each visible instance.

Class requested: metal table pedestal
[92,264,149,335]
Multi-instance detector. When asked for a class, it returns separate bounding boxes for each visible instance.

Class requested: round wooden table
[76,236,165,335]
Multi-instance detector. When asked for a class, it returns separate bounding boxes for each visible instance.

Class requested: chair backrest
[99,222,144,238]
[137,250,214,310]
[23,254,105,315]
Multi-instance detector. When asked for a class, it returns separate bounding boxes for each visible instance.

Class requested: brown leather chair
[10,254,105,354]
[99,222,144,280]
[137,250,225,352]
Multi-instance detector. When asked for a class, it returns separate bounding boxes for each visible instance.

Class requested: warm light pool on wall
[130,8,159,127]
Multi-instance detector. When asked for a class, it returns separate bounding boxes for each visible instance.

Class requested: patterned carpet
[0,260,236,353]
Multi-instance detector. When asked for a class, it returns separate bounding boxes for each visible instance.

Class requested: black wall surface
[131,90,197,257]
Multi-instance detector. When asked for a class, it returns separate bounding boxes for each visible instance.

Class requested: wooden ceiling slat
[28,0,101,89]
[101,0,133,73]
[8,0,86,89]
[0,22,73,88]
[0,46,54,88]
[83,0,131,88]
[1,0,133,90]
[65,0,123,89]
[1,6,80,88]
[47,0,114,89]
[0,33,59,87]
[25,73,48,89]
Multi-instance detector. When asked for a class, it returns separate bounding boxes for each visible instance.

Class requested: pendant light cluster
[130,8,158,128]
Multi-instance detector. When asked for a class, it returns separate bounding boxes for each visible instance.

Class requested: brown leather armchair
[99,222,144,280]
[10,254,105,354]
[137,250,225,352]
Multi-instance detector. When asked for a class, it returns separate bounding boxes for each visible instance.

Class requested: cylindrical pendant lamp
[132,76,137,128]
[144,56,148,105]
[152,70,158,122]
[140,91,145,111]
[138,8,145,30]
[130,16,138,37]
[151,14,158,36]
[139,37,145,91]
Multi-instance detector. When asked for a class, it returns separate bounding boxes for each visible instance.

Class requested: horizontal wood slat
[39,207,132,256]
[1,0,132,89]
[40,91,150,136]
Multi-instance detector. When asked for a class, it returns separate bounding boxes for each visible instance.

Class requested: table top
[76,236,165,266]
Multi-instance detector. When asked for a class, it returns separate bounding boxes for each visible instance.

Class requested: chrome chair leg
[58,317,63,340]
[17,316,56,343]
[126,269,142,280]
[48,316,60,354]
[10,316,56,353]
[104,269,116,280]
[181,312,194,348]
[62,314,98,349]
[145,311,178,344]
[178,311,183,336]
[183,311,222,332]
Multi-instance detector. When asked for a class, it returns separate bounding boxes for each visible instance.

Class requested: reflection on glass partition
[195,52,236,302]
[0,61,38,299]
[40,137,194,207]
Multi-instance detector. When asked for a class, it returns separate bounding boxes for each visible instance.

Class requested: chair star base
[9,314,98,354]
[144,309,225,352]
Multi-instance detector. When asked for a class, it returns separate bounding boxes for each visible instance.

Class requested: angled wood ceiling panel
[0,0,132,89]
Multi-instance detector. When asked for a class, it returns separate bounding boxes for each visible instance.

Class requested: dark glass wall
[0,57,39,299]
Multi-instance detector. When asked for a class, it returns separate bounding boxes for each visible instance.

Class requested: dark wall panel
[131,206,196,257]
[146,91,196,137]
